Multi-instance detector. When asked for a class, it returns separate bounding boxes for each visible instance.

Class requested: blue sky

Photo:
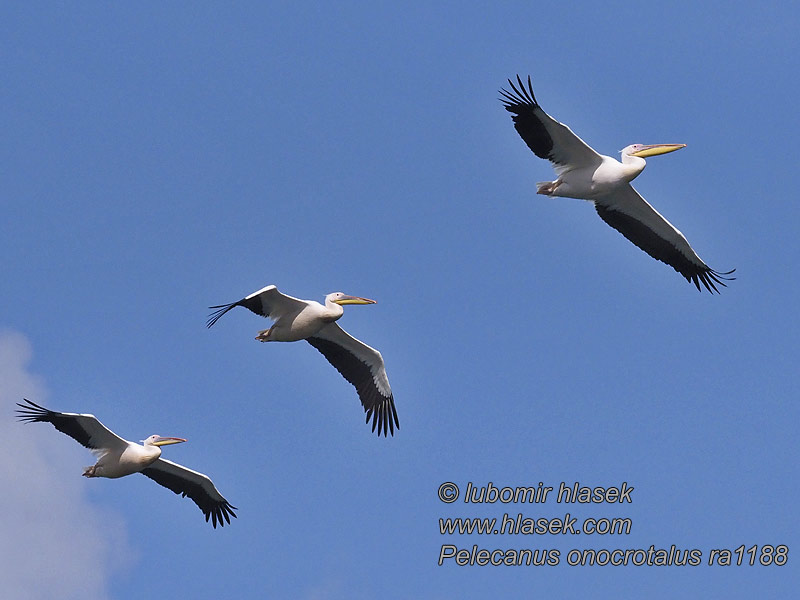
[1,2,798,598]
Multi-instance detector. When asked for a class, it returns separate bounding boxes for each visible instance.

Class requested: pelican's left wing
[307,323,399,437]
[16,399,128,454]
[207,284,308,328]
[141,458,237,528]
[595,184,734,292]
[500,75,602,173]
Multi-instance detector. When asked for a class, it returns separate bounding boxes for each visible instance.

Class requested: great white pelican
[16,399,236,528]
[207,285,399,437]
[500,75,734,293]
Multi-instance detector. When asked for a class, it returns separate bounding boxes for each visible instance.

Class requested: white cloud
[0,330,134,600]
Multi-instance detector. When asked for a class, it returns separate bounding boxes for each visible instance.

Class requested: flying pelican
[207,285,398,437]
[500,75,734,293]
[16,399,236,528]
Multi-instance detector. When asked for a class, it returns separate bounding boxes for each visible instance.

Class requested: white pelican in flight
[207,285,399,437]
[500,75,734,293]
[16,399,236,528]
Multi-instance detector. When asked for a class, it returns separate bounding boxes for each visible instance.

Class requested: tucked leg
[536,180,562,195]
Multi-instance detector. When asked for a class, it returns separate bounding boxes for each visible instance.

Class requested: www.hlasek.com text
[439,512,632,535]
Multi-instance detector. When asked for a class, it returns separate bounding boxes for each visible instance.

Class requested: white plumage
[501,75,734,292]
[207,285,399,436]
[16,399,236,528]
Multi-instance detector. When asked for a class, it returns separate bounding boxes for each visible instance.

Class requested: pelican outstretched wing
[16,399,127,453]
[141,458,237,528]
[207,285,308,328]
[500,75,602,173]
[307,323,399,437]
[596,185,735,293]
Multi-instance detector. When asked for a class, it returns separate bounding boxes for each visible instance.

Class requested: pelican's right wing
[595,184,734,293]
[15,399,128,452]
[500,75,602,173]
[307,323,399,437]
[141,458,237,528]
[207,284,308,327]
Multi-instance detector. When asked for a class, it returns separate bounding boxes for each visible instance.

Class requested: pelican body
[16,399,237,528]
[252,291,365,342]
[500,75,734,293]
[207,285,398,436]
[82,433,186,479]
[537,143,686,200]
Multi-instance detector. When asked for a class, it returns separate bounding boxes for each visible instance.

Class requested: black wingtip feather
[690,268,736,294]
[499,74,540,110]
[499,74,555,161]
[204,499,238,529]
[207,294,271,327]
[15,398,53,423]
[206,302,240,328]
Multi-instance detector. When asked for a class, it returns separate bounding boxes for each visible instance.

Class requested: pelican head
[142,434,188,447]
[626,143,686,158]
[329,292,377,306]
